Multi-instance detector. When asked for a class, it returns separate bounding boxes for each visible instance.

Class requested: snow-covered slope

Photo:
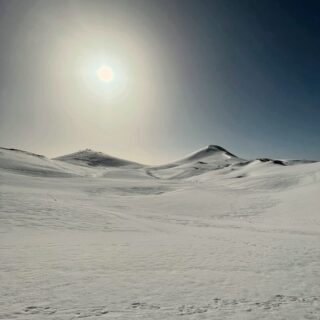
[55,149,142,168]
[147,145,246,179]
[1,145,320,320]
[0,147,93,177]
[157,145,239,167]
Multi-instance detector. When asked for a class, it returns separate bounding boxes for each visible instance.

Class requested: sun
[96,65,114,82]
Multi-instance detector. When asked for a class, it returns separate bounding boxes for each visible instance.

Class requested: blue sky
[0,0,319,163]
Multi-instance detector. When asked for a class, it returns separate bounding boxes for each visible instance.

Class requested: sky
[0,0,319,164]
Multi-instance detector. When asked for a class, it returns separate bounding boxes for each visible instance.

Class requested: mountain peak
[54,149,142,168]
[205,145,236,155]
[182,145,237,162]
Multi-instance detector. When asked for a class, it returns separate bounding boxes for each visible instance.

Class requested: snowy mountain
[54,149,143,168]
[1,145,315,179]
[1,145,320,319]
[147,145,246,179]
[0,147,84,177]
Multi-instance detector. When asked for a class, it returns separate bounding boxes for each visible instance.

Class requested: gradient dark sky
[0,0,319,163]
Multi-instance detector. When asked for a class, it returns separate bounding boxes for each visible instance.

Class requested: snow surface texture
[0,145,320,320]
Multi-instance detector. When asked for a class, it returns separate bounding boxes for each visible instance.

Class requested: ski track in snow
[1,146,320,319]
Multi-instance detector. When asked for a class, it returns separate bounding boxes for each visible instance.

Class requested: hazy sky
[0,0,319,164]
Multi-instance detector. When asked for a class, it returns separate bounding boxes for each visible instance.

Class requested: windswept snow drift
[1,145,320,320]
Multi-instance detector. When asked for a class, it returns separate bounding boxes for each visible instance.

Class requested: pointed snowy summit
[180,145,237,162]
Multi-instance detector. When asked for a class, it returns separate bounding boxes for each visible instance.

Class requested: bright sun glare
[96,65,114,82]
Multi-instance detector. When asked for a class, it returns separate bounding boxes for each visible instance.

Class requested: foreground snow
[0,146,320,319]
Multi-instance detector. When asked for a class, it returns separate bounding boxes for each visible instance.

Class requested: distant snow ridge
[0,147,80,177]
[0,147,45,159]
[54,149,142,168]
[1,145,317,180]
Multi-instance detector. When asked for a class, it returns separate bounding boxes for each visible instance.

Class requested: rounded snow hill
[151,145,241,169]
[147,145,245,179]
[0,147,91,177]
[54,149,143,168]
